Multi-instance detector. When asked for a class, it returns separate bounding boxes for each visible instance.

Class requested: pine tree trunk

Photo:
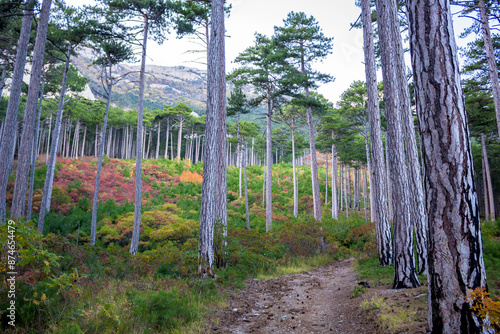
[95,124,99,158]
[325,153,328,205]
[375,0,419,288]
[331,142,338,219]
[236,143,243,197]
[164,120,169,159]
[482,154,489,221]
[155,122,160,159]
[170,131,173,160]
[130,17,149,255]
[146,127,152,159]
[91,66,114,246]
[481,133,495,221]
[73,120,80,159]
[306,103,322,222]
[292,129,298,218]
[479,0,500,137]
[215,24,228,266]
[244,141,250,230]
[262,156,266,209]
[361,0,393,266]
[0,58,7,99]
[391,0,428,275]
[407,0,488,331]
[81,125,86,157]
[266,86,273,232]
[177,118,183,160]
[27,79,45,221]
[12,0,54,219]
[37,42,72,232]
[199,0,224,272]
[0,0,34,222]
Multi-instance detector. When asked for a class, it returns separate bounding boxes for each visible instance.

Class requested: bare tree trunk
[215,23,228,266]
[306,104,322,222]
[72,120,80,159]
[37,42,72,232]
[81,125,86,157]
[375,0,419,289]
[177,118,183,160]
[155,121,160,159]
[262,156,266,209]
[331,142,338,219]
[244,141,250,230]
[479,0,500,137]
[164,120,169,159]
[199,0,224,273]
[27,78,45,221]
[146,127,152,159]
[391,0,428,275]
[482,154,490,221]
[0,0,34,222]
[170,131,173,160]
[130,17,149,255]
[407,0,488,331]
[238,143,242,197]
[363,126,374,222]
[481,133,495,221]
[266,87,273,232]
[292,129,298,217]
[91,66,113,246]
[325,153,328,204]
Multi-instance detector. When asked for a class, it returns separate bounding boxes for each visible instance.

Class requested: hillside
[72,48,208,113]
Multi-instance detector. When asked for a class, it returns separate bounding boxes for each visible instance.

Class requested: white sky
[71,0,476,105]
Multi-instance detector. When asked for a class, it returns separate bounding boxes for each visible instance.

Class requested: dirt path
[214,258,377,334]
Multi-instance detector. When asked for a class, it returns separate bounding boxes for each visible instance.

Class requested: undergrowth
[1,158,375,333]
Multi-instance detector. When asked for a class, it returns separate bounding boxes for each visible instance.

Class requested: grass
[256,254,340,280]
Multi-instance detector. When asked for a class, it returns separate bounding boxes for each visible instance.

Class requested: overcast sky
[71,0,475,105]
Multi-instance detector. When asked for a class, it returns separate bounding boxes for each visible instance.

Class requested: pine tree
[90,39,133,245]
[274,11,333,223]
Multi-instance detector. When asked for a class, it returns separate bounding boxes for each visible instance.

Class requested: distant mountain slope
[73,48,208,113]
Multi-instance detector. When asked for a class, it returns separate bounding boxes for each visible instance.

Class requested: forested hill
[72,48,208,113]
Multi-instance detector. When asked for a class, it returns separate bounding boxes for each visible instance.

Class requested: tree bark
[331,141,338,219]
[479,0,500,137]
[482,153,490,221]
[199,0,224,273]
[406,0,488,331]
[176,118,183,160]
[164,119,169,159]
[0,0,35,222]
[244,141,250,230]
[37,42,72,232]
[391,0,428,275]
[155,121,160,159]
[130,16,149,255]
[266,86,273,231]
[91,66,113,246]
[292,128,298,217]
[375,0,419,288]
[27,78,45,221]
[11,0,53,220]
[481,133,495,221]
[215,19,228,266]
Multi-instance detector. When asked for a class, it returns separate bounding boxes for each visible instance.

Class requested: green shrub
[131,288,197,330]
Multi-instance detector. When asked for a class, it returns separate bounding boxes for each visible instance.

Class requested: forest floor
[213,258,428,334]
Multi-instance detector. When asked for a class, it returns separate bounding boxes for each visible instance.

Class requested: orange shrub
[179,170,202,184]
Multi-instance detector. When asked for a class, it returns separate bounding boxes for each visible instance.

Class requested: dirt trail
[215,258,377,334]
